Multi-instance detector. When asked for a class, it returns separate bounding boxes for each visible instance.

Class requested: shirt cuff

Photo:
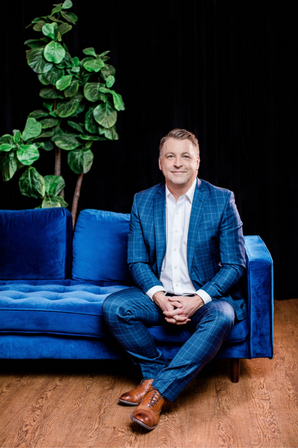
[196,289,212,304]
[146,286,166,300]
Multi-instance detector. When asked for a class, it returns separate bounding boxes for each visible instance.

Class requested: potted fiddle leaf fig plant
[0,0,124,227]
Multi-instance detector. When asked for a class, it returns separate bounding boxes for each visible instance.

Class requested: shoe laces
[148,389,162,408]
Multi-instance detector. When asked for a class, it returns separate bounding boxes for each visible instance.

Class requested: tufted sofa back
[72,209,132,285]
[0,208,73,280]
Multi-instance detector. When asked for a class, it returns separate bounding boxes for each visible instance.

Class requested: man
[103,128,247,431]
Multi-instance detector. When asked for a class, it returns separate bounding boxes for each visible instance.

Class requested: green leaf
[103,125,119,140]
[83,59,105,73]
[51,4,63,15]
[111,92,125,111]
[0,144,14,152]
[38,66,65,85]
[55,92,83,118]
[33,20,46,32]
[40,88,64,99]
[19,167,45,198]
[58,22,72,37]
[44,175,65,196]
[29,109,49,119]
[56,74,72,90]
[56,196,68,207]
[93,101,117,128]
[83,82,106,102]
[41,196,67,208]
[52,134,81,150]
[64,80,79,97]
[42,22,58,40]
[98,50,110,59]
[100,64,116,81]
[55,51,72,69]
[61,11,76,24]
[43,140,54,151]
[62,0,73,9]
[82,47,97,58]
[22,117,43,141]
[44,41,65,64]
[85,107,98,134]
[43,102,53,113]
[48,16,64,24]
[13,130,22,144]
[71,103,85,117]
[40,118,60,129]
[67,12,78,22]
[67,121,84,133]
[27,48,53,74]
[0,151,18,181]
[17,145,40,165]
[24,37,48,49]
[99,87,125,111]
[72,56,80,67]
[80,134,101,141]
[0,134,14,145]
[68,148,94,174]
[106,75,115,88]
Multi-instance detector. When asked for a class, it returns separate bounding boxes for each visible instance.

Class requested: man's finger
[167,300,183,308]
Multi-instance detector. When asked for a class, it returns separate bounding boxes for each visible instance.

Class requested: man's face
[158,138,200,191]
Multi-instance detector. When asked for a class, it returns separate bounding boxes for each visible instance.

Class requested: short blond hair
[159,128,200,155]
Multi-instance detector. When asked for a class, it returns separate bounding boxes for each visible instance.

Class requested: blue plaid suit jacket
[127,179,247,321]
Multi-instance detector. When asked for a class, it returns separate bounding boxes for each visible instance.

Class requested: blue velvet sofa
[0,207,273,382]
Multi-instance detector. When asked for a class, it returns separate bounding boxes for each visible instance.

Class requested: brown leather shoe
[118,379,154,405]
[131,387,165,430]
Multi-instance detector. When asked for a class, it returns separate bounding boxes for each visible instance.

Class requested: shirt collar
[165,178,198,203]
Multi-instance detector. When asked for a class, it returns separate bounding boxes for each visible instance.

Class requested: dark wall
[0,1,297,299]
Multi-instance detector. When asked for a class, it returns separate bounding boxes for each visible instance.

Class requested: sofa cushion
[0,280,249,344]
[0,208,72,280]
[72,209,132,284]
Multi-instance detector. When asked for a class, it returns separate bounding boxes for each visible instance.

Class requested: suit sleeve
[200,191,246,300]
[127,195,164,294]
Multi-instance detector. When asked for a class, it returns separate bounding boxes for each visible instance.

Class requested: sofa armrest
[244,235,274,358]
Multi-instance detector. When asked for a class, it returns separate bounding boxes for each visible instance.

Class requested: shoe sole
[130,414,157,431]
[118,398,139,406]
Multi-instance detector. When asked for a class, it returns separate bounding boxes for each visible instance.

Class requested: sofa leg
[230,358,241,383]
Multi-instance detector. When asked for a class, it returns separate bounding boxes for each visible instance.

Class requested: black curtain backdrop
[0,1,297,300]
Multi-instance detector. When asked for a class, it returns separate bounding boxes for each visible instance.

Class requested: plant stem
[71,172,83,229]
[53,97,64,197]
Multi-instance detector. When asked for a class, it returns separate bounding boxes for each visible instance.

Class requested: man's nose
[174,157,183,167]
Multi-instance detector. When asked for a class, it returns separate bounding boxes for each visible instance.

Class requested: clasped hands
[153,291,204,326]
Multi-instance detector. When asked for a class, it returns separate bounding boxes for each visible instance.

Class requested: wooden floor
[1,299,298,448]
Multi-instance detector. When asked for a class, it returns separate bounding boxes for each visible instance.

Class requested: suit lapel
[153,183,166,277]
[187,179,209,271]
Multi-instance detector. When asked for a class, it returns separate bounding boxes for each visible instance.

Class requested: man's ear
[197,156,200,170]
[158,157,161,170]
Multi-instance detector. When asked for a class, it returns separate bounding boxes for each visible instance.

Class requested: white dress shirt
[146,178,212,304]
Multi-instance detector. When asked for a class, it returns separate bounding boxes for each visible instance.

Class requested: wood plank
[188,364,219,448]
[63,374,118,447]
[156,385,189,448]
[273,301,298,397]
[0,373,24,407]
[3,374,71,448]
[31,373,94,448]
[259,350,298,448]
[93,375,137,448]
[0,374,46,446]
[240,359,282,448]
[215,359,251,448]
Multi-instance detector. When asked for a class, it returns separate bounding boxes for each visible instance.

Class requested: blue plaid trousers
[103,286,235,402]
